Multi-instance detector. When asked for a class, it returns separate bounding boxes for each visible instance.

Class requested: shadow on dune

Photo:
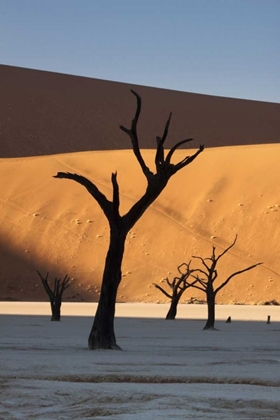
[1,64,280,158]
[0,239,99,302]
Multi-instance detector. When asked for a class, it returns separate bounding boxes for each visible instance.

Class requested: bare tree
[54,90,204,349]
[153,261,198,319]
[190,235,262,330]
[37,271,71,321]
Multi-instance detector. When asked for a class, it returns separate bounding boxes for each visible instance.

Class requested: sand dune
[0,145,279,304]
[1,64,280,158]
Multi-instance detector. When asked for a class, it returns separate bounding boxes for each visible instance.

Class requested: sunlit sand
[1,146,280,304]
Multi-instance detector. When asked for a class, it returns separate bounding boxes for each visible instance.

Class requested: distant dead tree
[153,261,198,319]
[190,235,262,330]
[54,90,204,349]
[37,271,71,321]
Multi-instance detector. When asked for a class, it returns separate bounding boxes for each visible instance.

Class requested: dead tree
[153,261,198,319]
[190,235,262,330]
[54,90,204,349]
[37,271,71,321]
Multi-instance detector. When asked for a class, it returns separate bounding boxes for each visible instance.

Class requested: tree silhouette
[153,261,198,319]
[190,236,262,329]
[54,90,204,349]
[37,271,71,321]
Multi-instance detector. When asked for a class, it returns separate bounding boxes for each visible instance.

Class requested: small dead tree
[54,90,204,349]
[153,261,197,319]
[37,271,71,321]
[190,235,262,330]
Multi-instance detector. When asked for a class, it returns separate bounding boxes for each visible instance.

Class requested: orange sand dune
[0,145,279,304]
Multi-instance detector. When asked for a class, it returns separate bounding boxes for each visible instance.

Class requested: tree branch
[54,278,60,297]
[216,234,238,261]
[165,138,194,166]
[174,276,185,291]
[192,256,210,274]
[153,283,172,299]
[215,262,262,294]
[173,145,205,173]
[155,113,172,171]
[180,276,198,291]
[53,172,112,219]
[111,172,120,219]
[178,262,191,275]
[186,282,206,292]
[119,90,152,179]
[166,277,174,289]
[61,274,71,293]
[37,271,53,298]
[165,139,204,169]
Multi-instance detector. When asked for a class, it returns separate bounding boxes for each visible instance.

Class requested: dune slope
[0,145,279,304]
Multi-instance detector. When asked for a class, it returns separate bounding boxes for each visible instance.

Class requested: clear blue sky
[1,0,279,103]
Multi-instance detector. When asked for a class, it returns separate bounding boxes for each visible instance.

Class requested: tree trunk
[166,295,180,320]
[203,292,216,330]
[88,228,126,349]
[50,299,61,321]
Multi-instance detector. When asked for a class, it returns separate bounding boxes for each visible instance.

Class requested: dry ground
[0,303,280,419]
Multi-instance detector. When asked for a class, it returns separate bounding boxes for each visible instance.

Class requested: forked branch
[120,90,204,180]
[37,271,71,299]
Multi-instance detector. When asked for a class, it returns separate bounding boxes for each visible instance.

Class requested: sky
[0,0,279,103]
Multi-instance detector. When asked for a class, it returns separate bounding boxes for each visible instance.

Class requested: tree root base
[88,341,123,351]
[203,326,218,331]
